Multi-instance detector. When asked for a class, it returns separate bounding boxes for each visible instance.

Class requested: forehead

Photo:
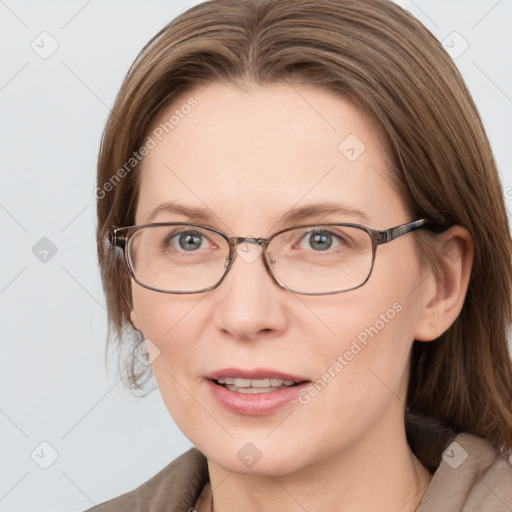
[135,82,406,232]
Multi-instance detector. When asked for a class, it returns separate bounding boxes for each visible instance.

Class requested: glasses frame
[108,218,439,295]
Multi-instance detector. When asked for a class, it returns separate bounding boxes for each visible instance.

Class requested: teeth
[218,377,235,385]
[234,378,251,388]
[216,377,298,390]
[225,384,293,393]
[250,378,271,387]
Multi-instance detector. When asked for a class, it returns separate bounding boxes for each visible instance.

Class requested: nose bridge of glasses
[229,236,267,245]
[228,236,268,265]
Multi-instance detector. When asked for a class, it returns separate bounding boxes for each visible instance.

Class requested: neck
[206,413,432,512]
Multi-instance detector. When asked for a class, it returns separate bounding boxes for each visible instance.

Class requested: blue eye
[300,230,345,251]
[178,232,204,251]
[165,230,207,251]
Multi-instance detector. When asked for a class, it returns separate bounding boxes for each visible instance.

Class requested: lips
[204,368,311,415]
[206,368,309,382]
[206,368,309,392]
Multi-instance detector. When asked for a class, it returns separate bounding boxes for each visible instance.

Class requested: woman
[89,0,512,510]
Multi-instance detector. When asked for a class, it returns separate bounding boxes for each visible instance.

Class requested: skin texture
[130,82,473,512]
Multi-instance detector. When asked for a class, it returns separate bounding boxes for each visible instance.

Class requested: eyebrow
[277,203,370,226]
[146,202,213,223]
[145,201,370,226]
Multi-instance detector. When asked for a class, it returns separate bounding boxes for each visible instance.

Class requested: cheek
[130,286,210,390]
[131,285,207,342]
[131,288,210,427]
[309,296,412,387]
[290,298,414,451]
[301,244,422,394]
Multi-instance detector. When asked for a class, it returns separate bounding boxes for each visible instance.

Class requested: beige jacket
[85,432,512,511]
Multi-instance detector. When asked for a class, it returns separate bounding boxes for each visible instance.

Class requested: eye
[298,229,346,251]
[165,230,209,251]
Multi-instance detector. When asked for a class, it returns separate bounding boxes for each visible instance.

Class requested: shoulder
[83,448,208,512]
[417,432,512,511]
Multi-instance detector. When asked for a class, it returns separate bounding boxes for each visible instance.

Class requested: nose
[212,241,288,341]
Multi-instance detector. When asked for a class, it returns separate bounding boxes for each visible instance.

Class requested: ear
[130,308,142,332]
[413,225,474,341]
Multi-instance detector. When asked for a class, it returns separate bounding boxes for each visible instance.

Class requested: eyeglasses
[108,219,438,295]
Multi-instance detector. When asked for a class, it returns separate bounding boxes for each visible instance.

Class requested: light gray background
[1,1,511,511]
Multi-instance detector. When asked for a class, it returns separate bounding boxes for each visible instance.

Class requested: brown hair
[96,0,512,457]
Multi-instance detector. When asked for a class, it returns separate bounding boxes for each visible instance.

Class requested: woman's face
[130,82,430,475]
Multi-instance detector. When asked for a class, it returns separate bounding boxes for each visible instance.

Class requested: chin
[194,434,317,477]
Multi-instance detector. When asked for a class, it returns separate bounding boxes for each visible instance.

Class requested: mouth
[204,368,311,415]
[213,376,304,394]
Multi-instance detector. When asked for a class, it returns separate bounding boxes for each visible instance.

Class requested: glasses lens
[127,225,229,292]
[267,225,374,294]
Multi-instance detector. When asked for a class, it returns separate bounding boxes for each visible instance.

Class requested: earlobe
[414,226,474,342]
